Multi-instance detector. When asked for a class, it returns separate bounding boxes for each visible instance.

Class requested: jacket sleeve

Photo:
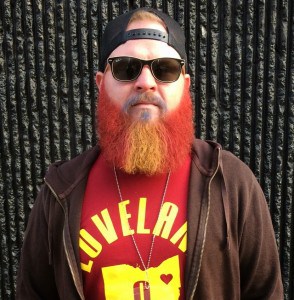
[238,170,284,299]
[16,184,60,299]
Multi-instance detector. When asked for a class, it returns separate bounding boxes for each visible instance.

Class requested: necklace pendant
[133,281,151,300]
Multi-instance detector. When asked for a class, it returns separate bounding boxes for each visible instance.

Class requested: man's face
[96,19,194,175]
[96,19,190,122]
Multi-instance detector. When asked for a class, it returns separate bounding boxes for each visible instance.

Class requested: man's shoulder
[192,139,255,180]
[44,145,101,195]
[220,149,254,178]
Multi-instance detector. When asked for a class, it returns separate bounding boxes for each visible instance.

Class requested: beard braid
[97,82,194,175]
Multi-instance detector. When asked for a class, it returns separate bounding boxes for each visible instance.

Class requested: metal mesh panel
[0,0,293,298]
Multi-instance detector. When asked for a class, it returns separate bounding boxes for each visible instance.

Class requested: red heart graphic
[160,274,173,284]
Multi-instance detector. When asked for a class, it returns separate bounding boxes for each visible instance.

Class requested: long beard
[97,82,194,175]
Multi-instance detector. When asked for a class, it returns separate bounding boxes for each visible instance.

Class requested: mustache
[122,93,167,114]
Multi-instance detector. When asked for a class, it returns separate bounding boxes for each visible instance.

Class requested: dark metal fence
[0,0,293,299]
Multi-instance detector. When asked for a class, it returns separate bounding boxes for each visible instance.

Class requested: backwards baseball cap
[99,7,187,71]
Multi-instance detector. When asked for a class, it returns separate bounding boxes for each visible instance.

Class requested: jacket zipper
[189,148,221,299]
[44,179,85,300]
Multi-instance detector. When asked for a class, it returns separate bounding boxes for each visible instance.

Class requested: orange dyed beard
[97,82,194,175]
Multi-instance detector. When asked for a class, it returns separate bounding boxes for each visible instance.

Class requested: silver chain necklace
[113,166,171,290]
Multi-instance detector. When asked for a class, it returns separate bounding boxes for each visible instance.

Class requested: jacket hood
[191,139,222,176]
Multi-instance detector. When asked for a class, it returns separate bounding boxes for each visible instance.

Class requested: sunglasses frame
[107,56,185,83]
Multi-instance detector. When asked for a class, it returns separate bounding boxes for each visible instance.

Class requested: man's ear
[96,71,104,90]
[184,74,191,88]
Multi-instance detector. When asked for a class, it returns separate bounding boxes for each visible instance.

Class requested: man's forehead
[126,19,167,33]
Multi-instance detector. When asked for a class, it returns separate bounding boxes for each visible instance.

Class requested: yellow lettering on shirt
[91,209,118,243]
[79,229,103,257]
[79,229,103,273]
[153,202,178,239]
[170,221,187,252]
[119,200,134,236]
[80,198,187,274]
[137,198,150,234]
[81,260,93,273]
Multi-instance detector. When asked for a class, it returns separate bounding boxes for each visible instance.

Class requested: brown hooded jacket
[16,139,283,299]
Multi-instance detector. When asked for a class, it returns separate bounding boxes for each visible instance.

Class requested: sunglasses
[107,56,185,83]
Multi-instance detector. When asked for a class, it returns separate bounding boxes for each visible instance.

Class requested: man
[16,7,283,300]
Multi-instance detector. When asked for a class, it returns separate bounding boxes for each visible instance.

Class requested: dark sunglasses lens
[112,57,141,81]
[152,58,182,82]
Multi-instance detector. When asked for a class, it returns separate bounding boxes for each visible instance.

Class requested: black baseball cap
[99,7,187,71]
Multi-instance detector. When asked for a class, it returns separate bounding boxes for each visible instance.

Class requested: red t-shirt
[79,154,191,299]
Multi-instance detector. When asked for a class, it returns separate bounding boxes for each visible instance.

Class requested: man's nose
[134,66,157,92]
